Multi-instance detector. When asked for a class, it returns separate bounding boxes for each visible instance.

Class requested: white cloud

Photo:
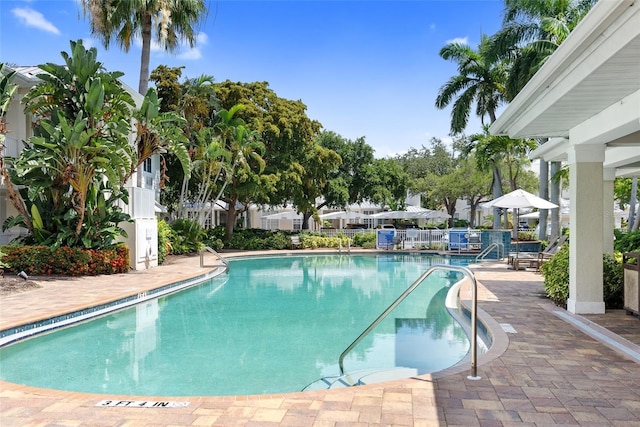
[178,32,207,60]
[12,7,60,34]
[445,36,468,45]
[135,32,207,60]
[82,38,96,49]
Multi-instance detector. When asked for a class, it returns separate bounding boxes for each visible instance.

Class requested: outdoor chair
[290,235,302,249]
[535,234,568,271]
[509,234,568,271]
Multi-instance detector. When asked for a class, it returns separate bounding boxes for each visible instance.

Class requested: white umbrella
[483,189,559,264]
[482,189,558,210]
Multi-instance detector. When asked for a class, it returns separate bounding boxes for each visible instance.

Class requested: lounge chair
[535,234,568,270]
[510,234,568,270]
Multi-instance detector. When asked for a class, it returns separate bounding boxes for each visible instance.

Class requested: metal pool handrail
[475,242,505,262]
[338,264,480,380]
[199,246,229,271]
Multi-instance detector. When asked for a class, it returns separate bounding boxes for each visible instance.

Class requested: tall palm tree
[435,35,510,228]
[81,0,208,94]
[489,0,597,239]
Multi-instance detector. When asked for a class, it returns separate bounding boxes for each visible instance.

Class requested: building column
[567,144,606,314]
[603,168,616,255]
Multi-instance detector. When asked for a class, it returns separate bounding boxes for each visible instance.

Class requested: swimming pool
[0,254,475,396]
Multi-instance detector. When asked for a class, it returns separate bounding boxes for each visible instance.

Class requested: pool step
[303,367,419,391]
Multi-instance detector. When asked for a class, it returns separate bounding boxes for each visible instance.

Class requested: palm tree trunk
[628,177,637,232]
[138,12,152,94]
[492,166,503,230]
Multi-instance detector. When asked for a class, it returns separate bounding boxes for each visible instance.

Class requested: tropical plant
[3,40,188,249]
[435,35,509,133]
[81,0,208,94]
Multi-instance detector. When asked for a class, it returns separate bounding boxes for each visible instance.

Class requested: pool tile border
[0,267,226,347]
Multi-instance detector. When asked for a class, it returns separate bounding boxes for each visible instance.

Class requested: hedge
[0,245,130,276]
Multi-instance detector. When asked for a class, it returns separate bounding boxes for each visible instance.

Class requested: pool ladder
[338,264,481,380]
[199,246,229,271]
[475,242,505,262]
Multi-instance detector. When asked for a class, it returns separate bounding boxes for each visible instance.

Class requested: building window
[143,158,152,173]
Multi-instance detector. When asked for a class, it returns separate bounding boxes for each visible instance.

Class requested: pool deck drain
[1,250,640,426]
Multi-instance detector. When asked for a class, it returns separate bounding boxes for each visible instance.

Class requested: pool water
[0,254,473,396]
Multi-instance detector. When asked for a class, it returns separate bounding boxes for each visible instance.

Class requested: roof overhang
[490,0,640,178]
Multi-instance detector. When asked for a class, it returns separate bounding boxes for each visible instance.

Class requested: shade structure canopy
[482,189,559,210]
[262,211,302,220]
[319,211,371,220]
[370,206,450,220]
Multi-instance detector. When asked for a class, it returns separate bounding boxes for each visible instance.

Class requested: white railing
[316,228,449,249]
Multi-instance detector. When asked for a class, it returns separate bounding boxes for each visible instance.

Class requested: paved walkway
[1,251,640,426]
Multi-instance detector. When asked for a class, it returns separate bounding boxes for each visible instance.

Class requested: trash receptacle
[623,252,640,316]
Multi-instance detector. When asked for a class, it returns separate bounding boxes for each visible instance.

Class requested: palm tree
[489,0,596,97]
[435,35,510,228]
[81,0,208,94]
[435,35,509,134]
[489,0,597,239]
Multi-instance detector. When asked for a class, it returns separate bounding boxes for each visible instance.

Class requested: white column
[603,168,616,255]
[567,144,606,314]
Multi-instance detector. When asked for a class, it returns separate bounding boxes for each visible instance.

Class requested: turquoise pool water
[0,254,473,396]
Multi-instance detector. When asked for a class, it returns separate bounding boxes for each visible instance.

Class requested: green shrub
[0,247,9,270]
[157,219,174,265]
[614,229,640,253]
[1,245,129,276]
[169,218,204,254]
[352,232,376,247]
[202,226,225,251]
[541,244,624,308]
[603,252,624,308]
[227,228,291,250]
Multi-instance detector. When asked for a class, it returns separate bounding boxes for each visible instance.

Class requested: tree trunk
[138,12,152,95]
[628,177,637,232]
[224,200,237,242]
[0,161,33,233]
[549,161,562,241]
[492,166,503,230]
[538,159,549,240]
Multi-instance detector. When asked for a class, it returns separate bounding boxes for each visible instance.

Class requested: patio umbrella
[483,189,559,264]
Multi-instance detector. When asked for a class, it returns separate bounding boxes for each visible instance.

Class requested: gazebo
[490,0,640,314]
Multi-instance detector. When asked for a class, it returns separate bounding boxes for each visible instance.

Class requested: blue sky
[0,0,505,158]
